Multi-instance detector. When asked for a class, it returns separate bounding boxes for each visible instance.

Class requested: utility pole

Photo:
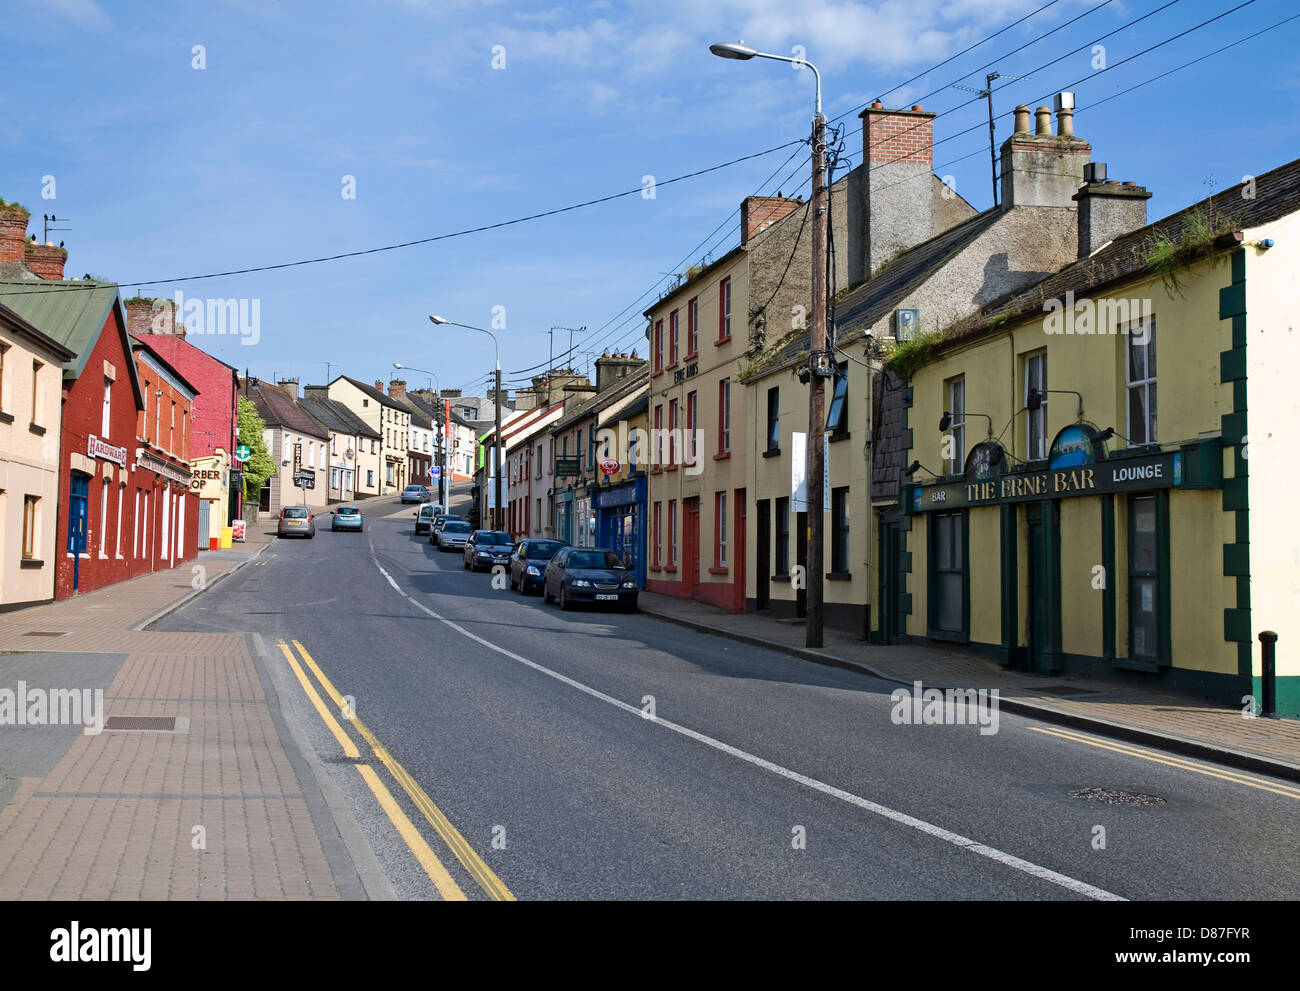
[954,72,1027,208]
[807,109,828,649]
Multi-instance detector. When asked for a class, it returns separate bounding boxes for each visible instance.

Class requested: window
[133,489,140,558]
[363,398,369,407]
[0,344,6,411]
[715,492,728,568]
[668,399,678,466]
[946,376,965,475]
[654,320,664,373]
[653,501,662,567]
[653,405,662,468]
[371,438,377,454]
[153,387,160,442]
[102,378,112,436]
[826,363,849,435]
[1025,350,1047,460]
[932,511,965,635]
[668,499,677,566]
[687,297,699,357]
[536,444,543,478]
[170,401,176,451]
[718,277,731,342]
[718,379,731,454]
[686,391,697,464]
[31,360,41,424]
[115,484,123,558]
[99,478,109,558]
[367,470,374,487]
[1128,493,1162,661]
[831,487,850,573]
[669,310,679,366]
[332,434,338,455]
[775,496,790,575]
[1127,318,1157,445]
[22,495,38,559]
[767,387,780,451]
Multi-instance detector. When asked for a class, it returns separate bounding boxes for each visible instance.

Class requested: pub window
[931,510,965,636]
[775,496,790,575]
[825,363,848,435]
[831,486,850,573]
[1025,350,1047,460]
[1126,318,1157,445]
[1128,493,1162,662]
[945,376,965,475]
[766,387,780,451]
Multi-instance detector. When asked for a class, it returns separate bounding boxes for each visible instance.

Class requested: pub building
[887,159,1299,714]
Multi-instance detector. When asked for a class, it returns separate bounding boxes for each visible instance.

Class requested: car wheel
[543,583,553,604]
[558,585,571,611]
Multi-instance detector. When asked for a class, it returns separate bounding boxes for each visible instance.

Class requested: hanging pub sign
[907,424,1197,514]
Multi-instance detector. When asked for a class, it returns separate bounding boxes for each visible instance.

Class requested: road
[158,492,1300,900]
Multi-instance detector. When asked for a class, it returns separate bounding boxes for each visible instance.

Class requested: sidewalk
[638,591,1300,782]
[0,531,376,900]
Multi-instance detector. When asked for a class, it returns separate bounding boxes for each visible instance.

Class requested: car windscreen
[282,508,308,518]
[566,550,624,569]
[526,541,566,558]
[338,507,360,514]
[419,506,435,517]
[482,532,511,544]
[444,523,471,532]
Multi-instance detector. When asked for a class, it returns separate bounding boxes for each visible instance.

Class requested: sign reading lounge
[908,424,1184,513]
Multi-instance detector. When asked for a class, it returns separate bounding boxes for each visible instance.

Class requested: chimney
[124,298,184,339]
[1073,166,1152,259]
[25,240,66,279]
[388,379,406,401]
[859,103,936,276]
[595,351,647,392]
[440,388,462,399]
[999,94,1091,210]
[740,195,800,244]
[0,202,30,265]
[277,377,299,400]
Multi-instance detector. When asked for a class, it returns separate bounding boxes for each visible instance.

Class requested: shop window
[826,363,848,436]
[1127,319,1157,445]
[931,510,966,636]
[1025,350,1047,460]
[831,487,850,573]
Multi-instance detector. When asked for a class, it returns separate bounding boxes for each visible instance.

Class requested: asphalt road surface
[158,494,1300,900]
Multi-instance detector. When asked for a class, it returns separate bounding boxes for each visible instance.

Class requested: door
[68,472,89,590]
[734,490,747,613]
[756,499,771,610]
[879,518,902,643]
[1025,501,1060,672]
[795,511,808,618]
[683,497,700,597]
[197,499,211,550]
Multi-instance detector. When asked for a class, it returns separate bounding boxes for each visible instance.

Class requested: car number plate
[595,594,618,601]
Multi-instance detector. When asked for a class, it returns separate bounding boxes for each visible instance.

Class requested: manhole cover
[23,631,68,637]
[1038,685,1102,696]
[1069,787,1166,806]
[104,716,176,731]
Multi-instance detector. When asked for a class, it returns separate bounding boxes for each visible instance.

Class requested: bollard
[1259,631,1278,718]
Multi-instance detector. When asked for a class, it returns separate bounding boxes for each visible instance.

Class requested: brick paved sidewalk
[0,535,372,900]
[639,591,1300,779]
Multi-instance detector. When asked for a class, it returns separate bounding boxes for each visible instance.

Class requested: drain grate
[1069,787,1166,806]
[104,716,176,731]
[23,631,68,637]
[1038,684,1103,696]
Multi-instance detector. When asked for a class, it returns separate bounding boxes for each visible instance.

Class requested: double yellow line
[278,638,515,901]
[1030,726,1300,800]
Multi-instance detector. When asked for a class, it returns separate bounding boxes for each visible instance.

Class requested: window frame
[1025,350,1048,461]
[714,491,728,569]
[668,310,679,367]
[766,386,780,452]
[718,379,731,455]
[687,297,699,357]
[1126,318,1157,446]
[946,376,965,476]
[22,494,38,559]
[717,277,731,343]
[831,486,851,573]
[826,362,849,436]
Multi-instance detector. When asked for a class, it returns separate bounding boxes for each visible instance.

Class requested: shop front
[189,452,229,550]
[903,426,1227,698]
[595,475,646,588]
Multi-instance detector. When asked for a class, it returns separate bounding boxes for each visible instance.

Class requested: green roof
[0,280,122,381]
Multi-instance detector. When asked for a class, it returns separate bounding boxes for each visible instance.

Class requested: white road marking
[369,546,1125,902]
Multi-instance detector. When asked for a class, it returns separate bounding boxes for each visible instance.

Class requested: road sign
[234,444,251,461]
[430,466,441,477]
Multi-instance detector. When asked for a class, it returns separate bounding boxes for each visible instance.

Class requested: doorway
[1025,501,1061,673]
[683,497,700,598]
[756,499,770,610]
[67,472,89,590]
[795,510,808,618]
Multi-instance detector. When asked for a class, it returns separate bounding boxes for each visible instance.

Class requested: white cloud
[26,0,110,27]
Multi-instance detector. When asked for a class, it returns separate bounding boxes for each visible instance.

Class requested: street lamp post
[429,316,503,531]
[393,362,447,509]
[710,40,828,648]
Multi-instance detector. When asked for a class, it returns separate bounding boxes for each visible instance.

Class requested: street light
[711,40,828,648]
[429,315,503,531]
[394,362,447,508]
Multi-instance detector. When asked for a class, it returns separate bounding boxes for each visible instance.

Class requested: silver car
[436,520,472,552]
[277,505,315,539]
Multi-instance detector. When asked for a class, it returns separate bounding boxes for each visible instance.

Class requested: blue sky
[4,0,1297,397]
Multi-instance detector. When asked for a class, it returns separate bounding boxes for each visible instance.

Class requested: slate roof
[298,395,381,439]
[334,375,406,411]
[871,368,911,503]
[405,392,476,431]
[249,384,329,439]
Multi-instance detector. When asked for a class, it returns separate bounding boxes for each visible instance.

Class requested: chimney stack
[277,377,299,400]
[0,202,30,265]
[999,93,1090,210]
[595,351,647,392]
[25,240,66,280]
[388,379,407,401]
[859,103,936,276]
[1073,167,1152,259]
[740,195,801,244]
[124,298,185,339]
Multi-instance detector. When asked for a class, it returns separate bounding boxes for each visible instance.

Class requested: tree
[237,396,275,500]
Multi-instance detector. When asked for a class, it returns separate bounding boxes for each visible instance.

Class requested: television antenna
[953,72,1028,208]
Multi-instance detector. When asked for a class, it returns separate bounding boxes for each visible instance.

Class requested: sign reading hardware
[910,451,1183,512]
[87,435,127,466]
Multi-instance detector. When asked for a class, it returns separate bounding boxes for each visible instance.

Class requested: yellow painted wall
[1059,497,1101,654]
[968,505,1001,644]
[1169,489,1237,674]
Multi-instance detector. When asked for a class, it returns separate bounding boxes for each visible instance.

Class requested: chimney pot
[1013,105,1031,135]
[871,101,883,108]
[911,104,923,112]
[1055,106,1074,138]
[1034,106,1052,135]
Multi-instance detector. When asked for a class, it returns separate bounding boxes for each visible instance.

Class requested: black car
[464,530,514,572]
[543,547,638,612]
[509,538,567,594]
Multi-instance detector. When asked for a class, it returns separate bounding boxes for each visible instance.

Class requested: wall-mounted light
[1027,386,1084,419]
[939,410,994,437]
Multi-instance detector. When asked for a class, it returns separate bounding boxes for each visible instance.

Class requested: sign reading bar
[88,434,128,467]
[909,450,1184,513]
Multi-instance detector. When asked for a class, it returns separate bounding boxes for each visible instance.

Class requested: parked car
[414,503,440,534]
[543,547,638,611]
[277,505,316,539]
[428,514,462,544]
[401,484,431,504]
[331,505,363,532]
[463,530,514,572]
[436,520,472,551]
[509,538,567,594]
